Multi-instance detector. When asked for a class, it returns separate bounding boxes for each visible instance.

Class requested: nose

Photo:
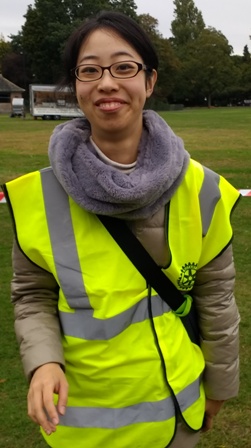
[97,69,119,91]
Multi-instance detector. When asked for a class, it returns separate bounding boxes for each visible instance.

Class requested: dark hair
[60,11,159,93]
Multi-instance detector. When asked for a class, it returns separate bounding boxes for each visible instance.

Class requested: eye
[77,65,100,79]
[114,62,136,74]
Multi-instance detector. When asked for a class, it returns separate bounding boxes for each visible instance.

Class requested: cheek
[76,92,91,108]
[76,83,90,102]
[128,80,148,101]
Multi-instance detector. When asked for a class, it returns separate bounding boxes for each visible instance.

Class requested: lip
[95,97,126,106]
[94,98,127,112]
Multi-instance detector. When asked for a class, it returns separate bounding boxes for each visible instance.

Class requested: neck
[91,121,143,164]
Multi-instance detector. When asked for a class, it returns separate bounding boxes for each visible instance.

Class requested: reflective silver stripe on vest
[59,378,200,428]
[59,296,170,340]
[199,166,220,236]
[41,168,90,309]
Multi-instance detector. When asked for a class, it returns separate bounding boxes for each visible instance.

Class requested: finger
[28,389,57,435]
[57,380,69,415]
[42,387,60,426]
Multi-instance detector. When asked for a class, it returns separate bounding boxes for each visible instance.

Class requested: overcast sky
[0,0,250,56]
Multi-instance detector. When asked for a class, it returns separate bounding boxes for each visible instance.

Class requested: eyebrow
[78,51,135,64]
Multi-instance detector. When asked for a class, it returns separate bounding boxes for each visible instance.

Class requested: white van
[10,98,25,118]
[29,84,83,120]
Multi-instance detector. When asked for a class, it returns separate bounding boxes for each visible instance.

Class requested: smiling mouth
[98,102,124,110]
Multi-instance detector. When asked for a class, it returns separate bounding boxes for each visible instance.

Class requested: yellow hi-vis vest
[4,159,240,448]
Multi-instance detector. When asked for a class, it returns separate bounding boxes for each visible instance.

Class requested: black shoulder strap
[97,215,200,346]
[98,215,184,311]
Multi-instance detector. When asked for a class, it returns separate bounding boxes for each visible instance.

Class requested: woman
[3,11,240,448]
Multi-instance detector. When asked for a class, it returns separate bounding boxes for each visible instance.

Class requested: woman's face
[75,29,157,140]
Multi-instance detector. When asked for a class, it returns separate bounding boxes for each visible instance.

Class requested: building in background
[0,74,25,114]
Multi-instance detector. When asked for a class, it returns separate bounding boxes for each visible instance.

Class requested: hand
[202,398,225,432]
[27,362,68,435]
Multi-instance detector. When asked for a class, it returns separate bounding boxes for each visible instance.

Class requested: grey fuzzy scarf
[48,110,190,220]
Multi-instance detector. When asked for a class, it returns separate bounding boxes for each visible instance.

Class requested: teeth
[99,102,122,109]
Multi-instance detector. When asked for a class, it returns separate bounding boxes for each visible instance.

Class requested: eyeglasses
[72,60,152,82]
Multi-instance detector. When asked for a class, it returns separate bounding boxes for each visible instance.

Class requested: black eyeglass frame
[72,60,153,82]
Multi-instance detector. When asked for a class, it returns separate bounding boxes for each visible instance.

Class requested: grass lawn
[0,108,251,447]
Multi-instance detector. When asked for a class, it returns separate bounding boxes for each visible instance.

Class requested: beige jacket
[11,207,240,400]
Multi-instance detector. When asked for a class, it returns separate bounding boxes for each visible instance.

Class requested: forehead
[77,28,141,64]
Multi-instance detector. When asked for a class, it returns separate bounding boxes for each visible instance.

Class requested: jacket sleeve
[193,244,240,400]
[11,239,65,381]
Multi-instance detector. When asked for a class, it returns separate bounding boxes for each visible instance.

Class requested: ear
[146,70,157,98]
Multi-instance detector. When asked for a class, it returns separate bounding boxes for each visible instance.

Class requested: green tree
[194,29,237,106]
[243,44,251,62]
[2,52,29,89]
[0,35,12,71]
[109,0,137,18]
[138,13,160,38]
[236,46,251,99]
[171,0,205,48]
[0,36,30,89]
[241,63,251,97]
[172,28,239,106]
[10,0,137,84]
[138,14,180,103]
[154,37,180,101]
[169,0,206,104]
[231,52,251,103]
